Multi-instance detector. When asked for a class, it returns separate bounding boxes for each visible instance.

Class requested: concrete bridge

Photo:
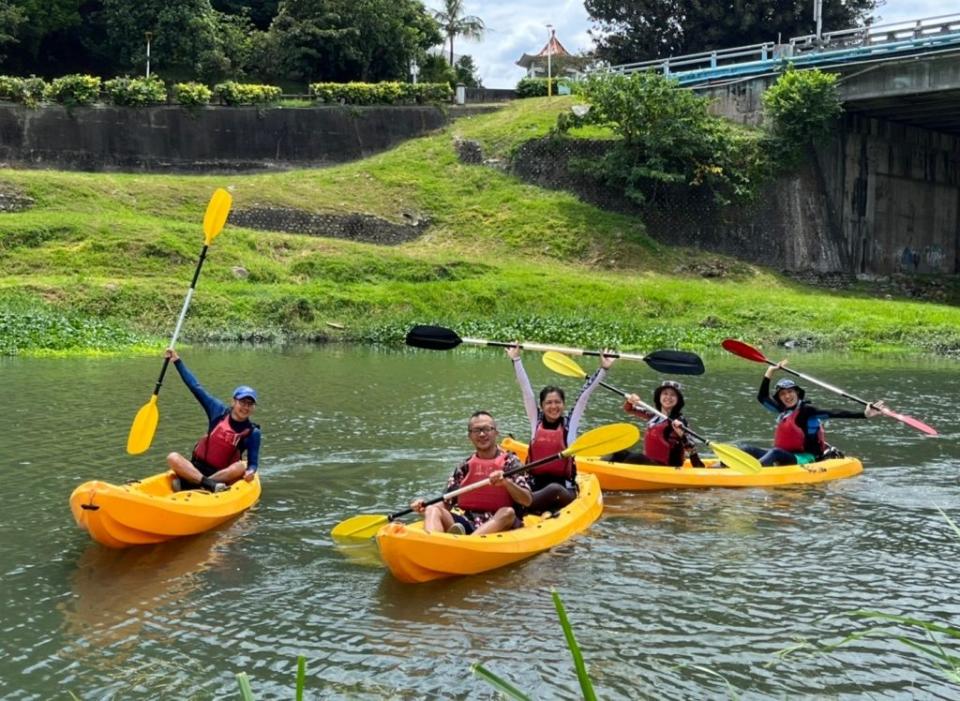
[610,14,960,277]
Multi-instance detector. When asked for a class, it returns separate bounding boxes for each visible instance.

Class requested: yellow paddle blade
[331,513,389,540]
[710,442,763,474]
[202,188,233,245]
[543,351,588,379]
[126,394,159,455]
[563,423,640,458]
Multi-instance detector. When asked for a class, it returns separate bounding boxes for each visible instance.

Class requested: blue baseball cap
[232,385,258,403]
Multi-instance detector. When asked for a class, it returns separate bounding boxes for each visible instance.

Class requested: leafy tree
[99,0,254,82]
[763,67,842,163]
[556,71,770,206]
[211,0,279,30]
[264,0,440,84]
[586,0,878,64]
[1,0,99,75]
[0,0,25,63]
[454,55,480,87]
[418,53,456,86]
[431,0,483,67]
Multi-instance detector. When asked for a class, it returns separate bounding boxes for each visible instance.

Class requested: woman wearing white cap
[163,349,262,492]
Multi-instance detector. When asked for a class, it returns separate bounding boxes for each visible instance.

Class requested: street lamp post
[814,0,823,44]
[546,24,553,97]
[145,32,153,78]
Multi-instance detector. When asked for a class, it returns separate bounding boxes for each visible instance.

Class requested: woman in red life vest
[738,359,885,466]
[507,345,614,513]
[605,380,704,466]
[411,412,533,535]
[163,349,262,492]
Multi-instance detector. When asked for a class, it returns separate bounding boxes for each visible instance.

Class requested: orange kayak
[70,471,261,548]
[502,437,863,491]
[375,473,602,583]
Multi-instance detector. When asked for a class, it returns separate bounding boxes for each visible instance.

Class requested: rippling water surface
[1,346,958,699]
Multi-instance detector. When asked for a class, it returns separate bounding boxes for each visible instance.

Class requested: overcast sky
[422,1,958,88]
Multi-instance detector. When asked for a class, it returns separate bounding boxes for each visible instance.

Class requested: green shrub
[309,82,451,105]
[763,67,842,153]
[44,74,101,106]
[553,71,770,206]
[104,75,167,106]
[0,75,23,102]
[0,75,47,107]
[413,82,453,104]
[22,76,46,107]
[173,82,213,106]
[516,77,566,98]
[213,81,282,106]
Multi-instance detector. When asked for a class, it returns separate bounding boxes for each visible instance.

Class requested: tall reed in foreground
[778,507,960,684]
[473,589,597,700]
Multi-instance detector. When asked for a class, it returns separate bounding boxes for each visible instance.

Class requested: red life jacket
[456,450,514,512]
[528,422,573,479]
[192,414,252,470]
[773,407,825,454]
[643,417,676,466]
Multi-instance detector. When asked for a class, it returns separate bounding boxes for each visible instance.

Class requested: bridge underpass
[607,15,960,276]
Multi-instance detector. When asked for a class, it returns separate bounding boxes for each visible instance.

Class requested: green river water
[1,345,958,699]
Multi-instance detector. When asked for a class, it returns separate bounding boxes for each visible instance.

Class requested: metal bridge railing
[789,12,960,54]
[603,13,960,83]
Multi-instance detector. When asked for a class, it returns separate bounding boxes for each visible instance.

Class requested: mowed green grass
[0,98,957,355]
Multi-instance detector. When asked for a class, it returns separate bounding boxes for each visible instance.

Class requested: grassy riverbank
[1,97,958,356]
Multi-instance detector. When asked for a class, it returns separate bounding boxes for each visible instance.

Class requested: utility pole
[814,0,823,44]
[546,24,553,97]
[145,32,153,78]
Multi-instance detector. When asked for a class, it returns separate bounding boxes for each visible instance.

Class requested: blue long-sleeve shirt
[758,376,863,456]
[174,359,261,471]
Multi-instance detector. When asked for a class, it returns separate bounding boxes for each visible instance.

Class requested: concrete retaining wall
[0,104,447,172]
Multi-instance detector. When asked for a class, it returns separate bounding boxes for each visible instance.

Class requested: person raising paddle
[164,349,261,492]
[739,359,885,466]
[506,345,613,513]
[604,380,705,467]
[411,412,532,535]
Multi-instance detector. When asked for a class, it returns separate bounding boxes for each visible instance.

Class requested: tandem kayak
[70,472,261,548]
[375,473,603,584]
[502,437,862,491]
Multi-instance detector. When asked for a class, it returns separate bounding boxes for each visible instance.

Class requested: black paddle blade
[405,325,463,351]
[643,350,705,376]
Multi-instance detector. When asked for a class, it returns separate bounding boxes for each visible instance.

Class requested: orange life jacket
[773,406,825,454]
[192,414,251,470]
[456,450,514,512]
[528,422,573,479]
[643,417,677,466]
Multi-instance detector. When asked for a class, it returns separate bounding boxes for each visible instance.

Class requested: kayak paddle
[721,339,938,436]
[126,188,234,455]
[543,351,763,474]
[405,325,705,375]
[330,422,640,540]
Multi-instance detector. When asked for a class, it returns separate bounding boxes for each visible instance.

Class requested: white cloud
[423,0,958,88]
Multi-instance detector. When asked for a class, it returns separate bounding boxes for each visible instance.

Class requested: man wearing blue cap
[163,349,261,492]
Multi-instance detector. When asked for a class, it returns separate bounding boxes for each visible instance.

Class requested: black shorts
[190,456,219,478]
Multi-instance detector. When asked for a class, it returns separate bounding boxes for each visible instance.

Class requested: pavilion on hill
[515,29,590,79]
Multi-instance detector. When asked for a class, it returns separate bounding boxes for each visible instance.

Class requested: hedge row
[310,81,452,105]
[0,74,454,107]
[516,77,574,98]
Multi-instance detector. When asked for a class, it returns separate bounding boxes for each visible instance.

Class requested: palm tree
[432,0,484,67]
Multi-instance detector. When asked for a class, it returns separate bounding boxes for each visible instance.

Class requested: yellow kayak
[375,473,603,584]
[70,471,261,548]
[502,437,862,491]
